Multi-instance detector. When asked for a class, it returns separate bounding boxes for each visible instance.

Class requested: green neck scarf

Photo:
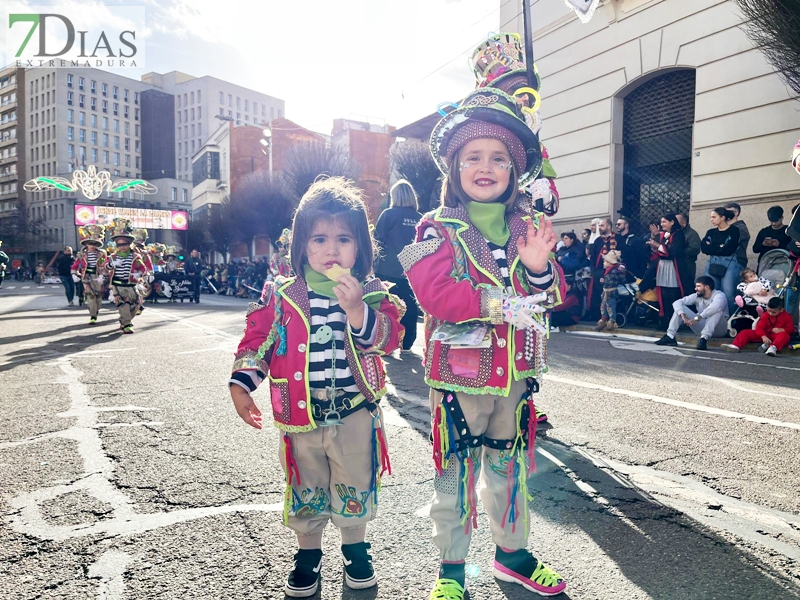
[302,264,383,309]
[464,201,510,246]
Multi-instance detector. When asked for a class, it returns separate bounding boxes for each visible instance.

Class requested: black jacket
[374,206,421,279]
[184,256,203,276]
[56,254,74,277]
[752,225,791,259]
[619,233,648,278]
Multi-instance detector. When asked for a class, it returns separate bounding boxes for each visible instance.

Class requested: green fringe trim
[424,377,511,397]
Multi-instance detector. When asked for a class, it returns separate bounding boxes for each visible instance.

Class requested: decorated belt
[310,391,365,425]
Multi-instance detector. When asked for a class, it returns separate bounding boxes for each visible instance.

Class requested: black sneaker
[654,334,677,346]
[342,542,377,589]
[696,337,707,351]
[285,549,323,598]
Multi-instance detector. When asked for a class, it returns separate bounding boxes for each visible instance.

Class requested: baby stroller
[616,279,660,328]
[726,249,794,336]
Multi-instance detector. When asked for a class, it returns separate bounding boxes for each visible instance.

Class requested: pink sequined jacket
[231,276,405,432]
[71,249,108,279]
[399,204,564,397]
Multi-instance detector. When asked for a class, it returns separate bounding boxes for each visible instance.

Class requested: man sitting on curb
[721,297,795,356]
[655,276,730,350]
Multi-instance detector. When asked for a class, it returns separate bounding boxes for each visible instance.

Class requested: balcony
[0,100,18,113]
[0,153,18,165]
[0,136,17,149]
[0,117,17,131]
[0,172,18,183]
[0,80,17,93]
[0,188,17,198]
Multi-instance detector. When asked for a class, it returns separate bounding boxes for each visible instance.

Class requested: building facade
[140,71,285,184]
[0,67,26,256]
[498,0,800,266]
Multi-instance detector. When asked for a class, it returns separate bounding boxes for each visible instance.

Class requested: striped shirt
[422,225,554,292]
[229,287,378,394]
[110,254,133,285]
[85,251,98,273]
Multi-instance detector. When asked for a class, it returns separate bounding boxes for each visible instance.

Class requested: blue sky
[2,0,518,135]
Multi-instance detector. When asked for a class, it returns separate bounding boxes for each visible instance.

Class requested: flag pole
[521,0,536,91]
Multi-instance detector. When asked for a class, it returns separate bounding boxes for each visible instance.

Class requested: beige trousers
[280,406,382,546]
[430,379,530,562]
[82,277,104,318]
[112,285,139,327]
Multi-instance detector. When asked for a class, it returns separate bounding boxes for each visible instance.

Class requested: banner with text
[74,205,188,230]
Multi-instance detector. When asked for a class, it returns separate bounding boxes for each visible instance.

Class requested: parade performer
[270,228,293,279]
[132,228,154,315]
[228,177,405,598]
[0,240,8,289]
[105,219,147,334]
[147,243,167,303]
[71,225,108,324]
[399,89,566,600]
[164,246,179,273]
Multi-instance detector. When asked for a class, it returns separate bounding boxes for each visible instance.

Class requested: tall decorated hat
[430,88,543,186]
[78,224,105,246]
[469,33,541,94]
[133,228,149,246]
[164,245,178,258]
[109,218,135,242]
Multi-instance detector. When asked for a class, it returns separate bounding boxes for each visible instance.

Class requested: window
[245,99,249,111]
[125,155,130,167]
[218,91,223,104]
[81,94,87,108]
[112,86,118,99]
[67,109,74,123]
[114,152,120,166]
[171,187,177,201]
[102,133,108,146]
[135,140,140,152]
[123,89,129,102]
[228,94,232,106]
[177,111,181,124]
[102,117,108,130]
[79,129,86,142]
[90,97,97,111]
[101,100,107,113]
[90,80,96,94]
[113,102,118,116]
[114,120,119,133]
[263,106,266,118]
[78,77,84,90]
[135,156,140,169]
[67,144,74,158]
[124,105,129,118]
[67,126,74,141]
[190,91,195,103]
[124,138,130,150]
[101,83,107,96]
[253,102,257,115]
[91,131,97,145]
[197,106,201,119]
[191,108,195,120]
[114,136,119,149]
[124,122,129,135]
[236,97,240,109]
[197,90,201,102]
[67,74,73,88]
[134,92,139,105]
[67,91,74,105]
[191,124,195,137]
[184,109,188,121]
[219,107,223,116]
[191,140,195,152]
[236,112,240,121]
[79,146,86,162]
[91,148,98,162]
[102,150,109,163]
[135,108,139,121]
[183,93,187,106]
[182,188,188,203]
[79,111,85,125]
[277,109,282,118]
[135,124,139,137]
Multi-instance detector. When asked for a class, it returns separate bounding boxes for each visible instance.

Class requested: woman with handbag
[701,207,740,315]
[647,214,692,329]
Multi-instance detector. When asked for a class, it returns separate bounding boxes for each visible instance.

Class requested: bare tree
[207,198,235,258]
[735,0,800,95]
[0,196,46,249]
[389,140,442,213]
[228,171,296,256]
[282,142,362,203]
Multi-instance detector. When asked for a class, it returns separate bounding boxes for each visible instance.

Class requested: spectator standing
[722,297,794,356]
[596,249,626,332]
[555,231,586,276]
[588,217,602,245]
[56,246,76,305]
[184,249,203,304]
[580,228,591,247]
[701,207,740,315]
[655,276,729,350]
[647,213,693,329]
[587,218,615,320]
[374,179,422,351]
[725,202,750,269]
[615,217,648,278]
[752,206,791,260]
[676,213,701,280]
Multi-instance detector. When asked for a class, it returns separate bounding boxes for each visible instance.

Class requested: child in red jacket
[721,297,795,356]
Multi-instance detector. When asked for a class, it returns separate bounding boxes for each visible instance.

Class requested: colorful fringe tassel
[459,453,479,534]
[282,433,301,525]
[432,402,453,476]
[370,413,392,505]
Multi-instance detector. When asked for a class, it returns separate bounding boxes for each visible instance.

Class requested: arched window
[622,70,696,230]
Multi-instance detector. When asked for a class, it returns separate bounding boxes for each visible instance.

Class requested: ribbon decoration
[564,0,602,24]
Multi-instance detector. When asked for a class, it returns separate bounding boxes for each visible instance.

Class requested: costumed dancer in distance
[71,225,109,324]
[399,89,566,600]
[105,219,147,334]
[0,240,8,288]
[228,177,405,598]
[469,32,560,426]
[270,228,294,279]
[132,228,154,315]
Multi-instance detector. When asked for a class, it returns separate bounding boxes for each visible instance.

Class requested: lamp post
[260,127,273,180]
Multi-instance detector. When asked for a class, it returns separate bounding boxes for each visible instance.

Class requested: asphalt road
[1,284,799,599]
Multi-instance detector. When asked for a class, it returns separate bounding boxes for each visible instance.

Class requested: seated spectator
[752,206,791,260]
[654,275,730,350]
[721,297,795,356]
[555,231,587,275]
[735,268,776,310]
[551,281,582,328]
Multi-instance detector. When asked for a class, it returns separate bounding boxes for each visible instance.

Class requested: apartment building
[0,66,25,249]
[140,71,285,183]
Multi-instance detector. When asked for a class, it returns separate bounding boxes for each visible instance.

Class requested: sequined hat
[164,245,178,258]
[133,228,148,246]
[78,224,105,246]
[470,33,541,92]
[430,88,542,185]
[109,218,135,242]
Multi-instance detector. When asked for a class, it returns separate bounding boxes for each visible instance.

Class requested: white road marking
[699,375,800,401]
[608,340,685,356]
[544,374,800,430]
[88,550,132,600]
[22,285,30,289]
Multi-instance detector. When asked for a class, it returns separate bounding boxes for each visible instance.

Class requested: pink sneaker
[493,548,566,596]
[735,295,745,308]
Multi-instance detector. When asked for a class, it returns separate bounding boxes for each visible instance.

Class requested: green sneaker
[429,578,465,600]
[89,316,97,324]
[493,547,566,596]
[535,407,548,424]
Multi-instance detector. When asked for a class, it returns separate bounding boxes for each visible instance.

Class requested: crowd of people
[552,203,799,355]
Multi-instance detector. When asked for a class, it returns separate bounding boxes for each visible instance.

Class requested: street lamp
[260,127,273,180]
